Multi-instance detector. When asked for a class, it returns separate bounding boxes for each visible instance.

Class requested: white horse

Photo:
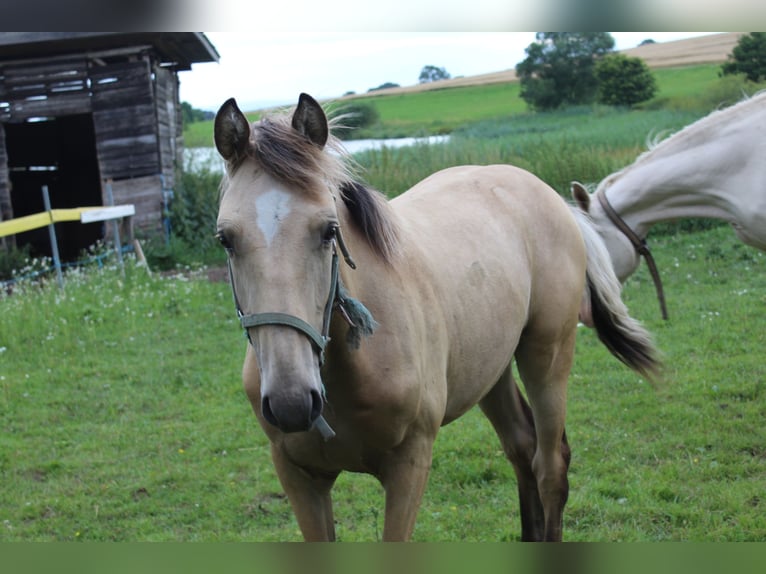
[572,91,766,317]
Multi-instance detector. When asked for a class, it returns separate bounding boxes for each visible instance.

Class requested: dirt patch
[207,266,229,283]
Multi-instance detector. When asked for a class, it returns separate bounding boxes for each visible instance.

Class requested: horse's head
[214,94,342,433]
[571,181,641,282]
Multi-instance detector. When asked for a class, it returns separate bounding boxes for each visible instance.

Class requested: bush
[331,102,380,139]
[0,243,32,282]
[141,160,226,270]
[368,82,400,92]
[170,166,221,250]
[596,53,657,107]
[419,65,450,83]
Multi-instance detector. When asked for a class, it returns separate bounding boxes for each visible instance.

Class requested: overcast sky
[177,32,718,112]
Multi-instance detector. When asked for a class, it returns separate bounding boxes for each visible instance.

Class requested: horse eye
[322,224,338,243]
[216,231,233,252]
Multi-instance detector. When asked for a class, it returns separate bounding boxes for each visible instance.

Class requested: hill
[341,33,743,100]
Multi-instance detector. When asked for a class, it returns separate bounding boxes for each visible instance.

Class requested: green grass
[337,82,525,138]
[1,226,764,541]
[650,65,726,101]
[183,109,263,148]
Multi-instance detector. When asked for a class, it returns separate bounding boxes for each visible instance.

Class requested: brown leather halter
[597,190,669,320]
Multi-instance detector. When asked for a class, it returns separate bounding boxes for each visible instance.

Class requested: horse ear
[291,93,329,148]
[571,181,591,213]
[214,98,250,162]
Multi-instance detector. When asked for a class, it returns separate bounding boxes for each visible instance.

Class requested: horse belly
[441,259,530,422]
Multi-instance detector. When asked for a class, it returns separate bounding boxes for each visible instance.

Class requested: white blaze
[255,188,292,246]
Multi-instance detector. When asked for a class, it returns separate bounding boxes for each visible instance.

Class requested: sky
[178,32,719,112]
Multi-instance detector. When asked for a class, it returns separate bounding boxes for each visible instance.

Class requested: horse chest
[278,427,393,475]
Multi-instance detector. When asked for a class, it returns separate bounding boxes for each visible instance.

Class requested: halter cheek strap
[597,190,668,320]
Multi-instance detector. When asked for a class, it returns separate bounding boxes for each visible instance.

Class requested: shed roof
[0,33,219,71]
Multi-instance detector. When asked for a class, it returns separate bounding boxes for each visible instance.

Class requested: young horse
[214,93,659,542]
[572,91,766,318]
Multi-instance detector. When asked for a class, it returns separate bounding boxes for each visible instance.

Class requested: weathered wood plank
[92,115,156,141]
[106,174,163,230]
[0,123,11,223]
[90,61,153,109]
[97,156,160,180]
[4,67,88,87]
[5,93,91,119]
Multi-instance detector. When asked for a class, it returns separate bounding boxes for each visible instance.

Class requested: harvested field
[341,33,743,100]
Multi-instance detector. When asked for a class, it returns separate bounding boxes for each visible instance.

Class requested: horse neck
[335,200,378,294]
[600,118,755,238]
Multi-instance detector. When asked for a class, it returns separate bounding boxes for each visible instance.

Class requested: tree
[516,33,615,110]
[181,101,214,125]
[721,32,766,82]
[595,53,657,107]
[419,65,450,83]
[368,82,400,92]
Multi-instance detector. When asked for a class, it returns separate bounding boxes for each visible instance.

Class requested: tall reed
[353,106,701,197]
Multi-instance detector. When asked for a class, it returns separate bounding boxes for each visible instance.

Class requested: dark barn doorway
[5,114,103,260]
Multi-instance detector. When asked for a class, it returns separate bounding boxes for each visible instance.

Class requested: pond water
[183,135,451,173]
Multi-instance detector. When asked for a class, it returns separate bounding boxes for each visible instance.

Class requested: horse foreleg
[270,444,338,541]
[378,435,435,541]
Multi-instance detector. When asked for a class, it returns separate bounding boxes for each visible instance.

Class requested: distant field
[333,82,524,138]
[182,63,730,147]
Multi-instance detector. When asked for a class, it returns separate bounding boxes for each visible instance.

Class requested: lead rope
[597,190,669,320]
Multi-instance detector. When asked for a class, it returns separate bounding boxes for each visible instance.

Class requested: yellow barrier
[0,206,133,238]
[1,182,136,289]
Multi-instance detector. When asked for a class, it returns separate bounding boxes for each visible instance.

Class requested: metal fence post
[104,179,124,273]
[41,185,64,289]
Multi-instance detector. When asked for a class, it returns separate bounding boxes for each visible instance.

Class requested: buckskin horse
[214,93,659,541]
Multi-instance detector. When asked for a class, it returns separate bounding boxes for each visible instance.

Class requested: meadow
[1,225,764,542]
[1,62,765,542]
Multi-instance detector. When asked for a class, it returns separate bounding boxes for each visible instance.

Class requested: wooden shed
[0,32,218,258]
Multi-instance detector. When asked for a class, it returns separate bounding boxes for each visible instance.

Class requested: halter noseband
[596,189,668,320]
[227,225,356,365]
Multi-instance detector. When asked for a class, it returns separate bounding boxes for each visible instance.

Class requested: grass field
[1,223,764,542]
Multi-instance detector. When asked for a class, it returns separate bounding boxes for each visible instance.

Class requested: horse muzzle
[261,387,324,433]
